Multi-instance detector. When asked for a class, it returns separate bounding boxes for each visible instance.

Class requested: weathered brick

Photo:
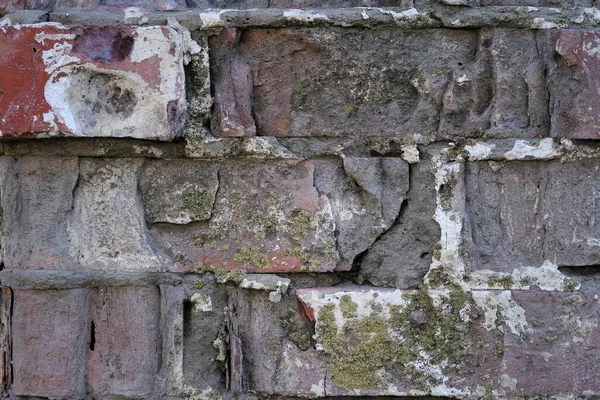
[54,0,99,9]
[209,28,256,137]
[1,156,79,270]
[0,0,24,13]
[101,0,186,10]
[182,276,228,394]
[480,0,590,5]
[143,157,408,273]
[12,289,88,398]
[0,157,161,271]
[210,28,546,139]
[68,158,162,271]
[502,290,600,397]
[87,286,160,397]
[291,287,600,397]
[0,24,185,140]
[145,158,341,273]
[548,30,600,139]
[464,159,600,271]
[228,287,320,396]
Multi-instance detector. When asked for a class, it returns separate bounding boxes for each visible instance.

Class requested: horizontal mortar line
[39,6,600,30]
[0,269,183,289]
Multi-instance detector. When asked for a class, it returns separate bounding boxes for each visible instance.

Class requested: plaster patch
[504,138,560,160]
[401,144,420,164]
[472,291,531,336]
[283,9,330,22]
[465,142,494,160]
[191,293,212,312]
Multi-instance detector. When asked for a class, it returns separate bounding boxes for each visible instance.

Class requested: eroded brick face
[0,24,185,140]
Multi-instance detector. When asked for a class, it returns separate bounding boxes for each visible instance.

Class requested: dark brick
[464,159,600,271]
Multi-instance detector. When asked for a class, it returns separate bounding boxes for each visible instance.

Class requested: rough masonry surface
[0,1,600,400]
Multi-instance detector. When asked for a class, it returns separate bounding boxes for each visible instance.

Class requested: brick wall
[0,1,600,399]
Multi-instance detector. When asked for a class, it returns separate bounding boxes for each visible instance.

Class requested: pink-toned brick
[87,286,160,397]
[12,289,88,398]
[551,30,600,139]
[502,290,600,397]
[0,24,185,140]
[209,28,256,137]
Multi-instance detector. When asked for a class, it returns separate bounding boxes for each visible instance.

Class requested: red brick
[210,28,256,137]
[12,289,88,398]
[0,24,185,140]
[87,286,160,397]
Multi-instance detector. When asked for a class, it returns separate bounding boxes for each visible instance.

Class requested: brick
[480,0,590,5]
[101,0,186,10]
[1,156,80,270]
[0,0,24,13]
[0,157,161,271]
[210,28,546,139]
[87,286,160,397]
[0,24,185,140]
[293,287,600,397]
[68,158,162,271]
[502,290,600,397]
[53,0,99,9]
[12,289,88,398]
[464,159,600,271]
[158,285,184,396]
[140,159,220,225]
[144,157,408,273]
[548,30,600,139]
[228,287,320,396]
[209,28,255,137]
[145,159,341,273]
[182,277,228,393]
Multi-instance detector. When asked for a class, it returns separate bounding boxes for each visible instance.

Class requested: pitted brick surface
[0,24,185,140]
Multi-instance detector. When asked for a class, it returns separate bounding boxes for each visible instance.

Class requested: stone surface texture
[1,3,600,400]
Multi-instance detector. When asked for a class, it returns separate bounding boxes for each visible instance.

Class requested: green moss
[316,285,479,390]
[342,104,356,114]
[289,209,311,243]
[193,279,204,290]
[493,330,505,356]
[173,252,191,265]
[213,268,247,285]
[426,267,454,288]
[249,212,280,240]
[488,274,514,289]
[192,262,207,274]
[339,295,358,318]
[233,247,270,270]
[483,381,494,400]
[182,189,213,220]
[285,247,321,272]
[438,182,454,211]
[289,330,313,350]
[563,278,579,291]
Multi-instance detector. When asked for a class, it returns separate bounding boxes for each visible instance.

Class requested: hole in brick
[558,265,600,291]
[420,252,430,259]
[90,321,96,351]
[183,299,193,337]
